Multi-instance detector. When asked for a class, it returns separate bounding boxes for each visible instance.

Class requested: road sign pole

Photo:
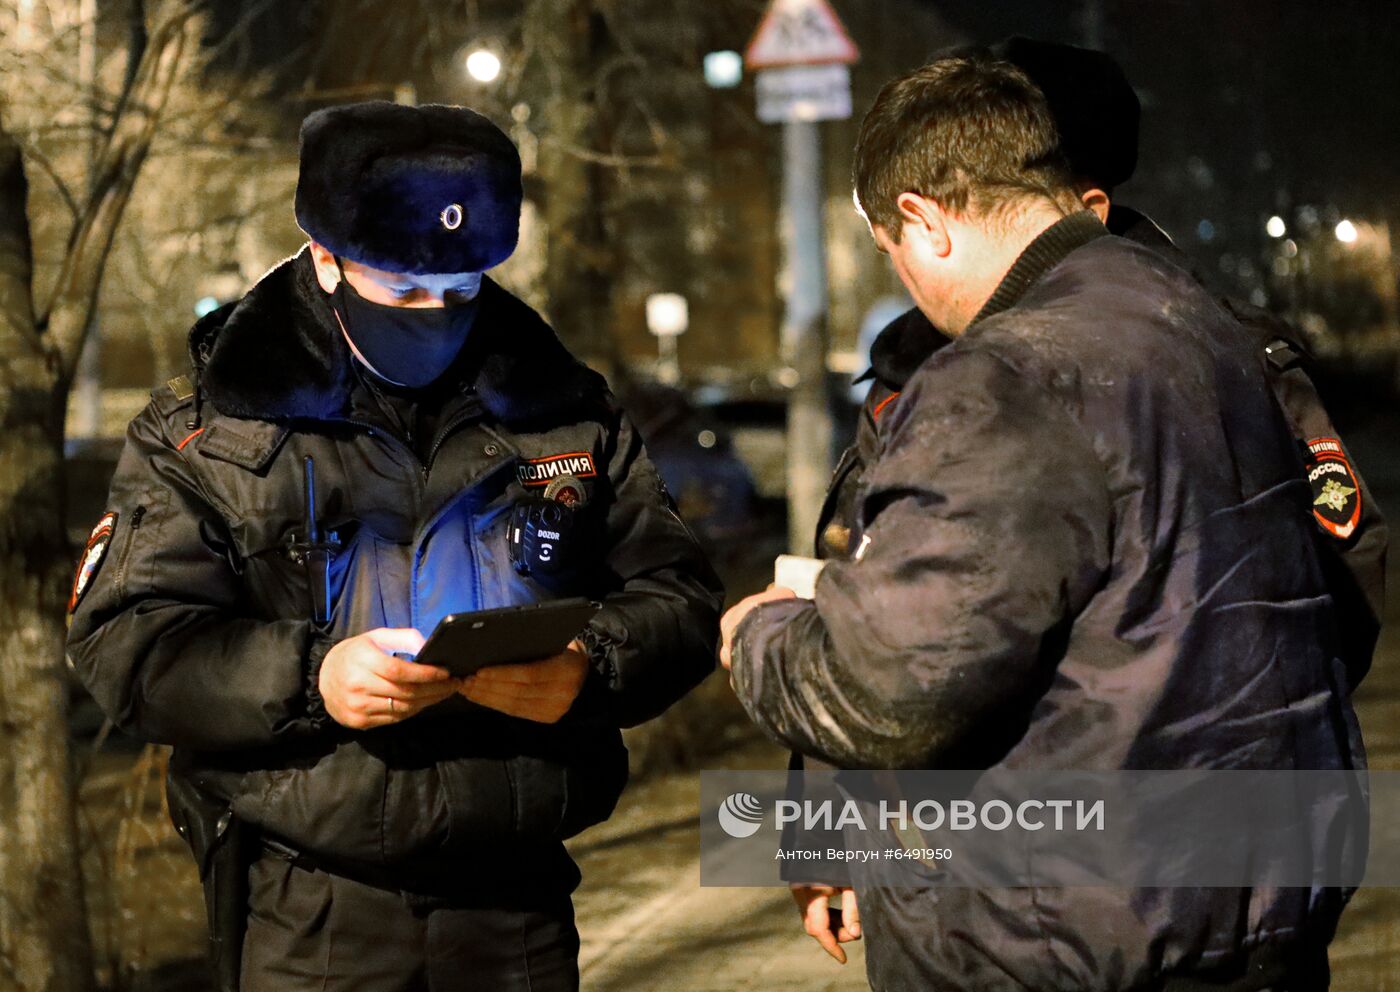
[745,0,858,554]
[781,118,833,554]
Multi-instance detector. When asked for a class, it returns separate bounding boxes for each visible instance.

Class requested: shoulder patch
[69,511,117,613]
[518,451,597,487]
[1304,437,1361,540]
[544,474,588,506]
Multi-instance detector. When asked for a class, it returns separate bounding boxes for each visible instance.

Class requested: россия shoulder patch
[1304,437,1361,540]
[518,451,597,487]
[69,511,117,613]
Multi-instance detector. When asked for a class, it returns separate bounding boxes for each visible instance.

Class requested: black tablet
[415,599,601,678]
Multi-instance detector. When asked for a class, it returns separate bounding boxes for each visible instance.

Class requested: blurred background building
[9,0,1396,511]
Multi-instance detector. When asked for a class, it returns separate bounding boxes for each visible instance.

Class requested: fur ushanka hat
[991,36,1141,191]
[294,101,522,275]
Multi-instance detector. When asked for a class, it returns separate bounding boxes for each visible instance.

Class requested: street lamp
[646,293,688,385]
[1265,215,1286,238]
[464,48,502,84]
[704,50,743,89]
[1335,219,1358,244]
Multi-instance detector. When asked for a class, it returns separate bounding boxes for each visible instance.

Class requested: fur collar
[193,248,609,428]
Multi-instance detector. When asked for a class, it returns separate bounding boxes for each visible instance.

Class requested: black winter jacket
[67,249,723,889]
[824,210,1385,676]
[734,213,1364,990]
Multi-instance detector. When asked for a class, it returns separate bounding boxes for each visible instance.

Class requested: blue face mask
[331,262,479,389]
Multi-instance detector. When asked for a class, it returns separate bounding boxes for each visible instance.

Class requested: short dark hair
[853,53,1076,238]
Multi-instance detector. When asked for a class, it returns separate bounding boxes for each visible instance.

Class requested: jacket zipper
[333,418,425,629]
[342,417,417,468]
[424,403,481,474]
[409,457,516,625]
[417,404,491,619]
[114,504,147,600]
[347,405,479,482]
[341,415,432,488]
[341,412,489,629]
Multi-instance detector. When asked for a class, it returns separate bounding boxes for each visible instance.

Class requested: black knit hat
[991,36,1141,190]
[294,101,522,275]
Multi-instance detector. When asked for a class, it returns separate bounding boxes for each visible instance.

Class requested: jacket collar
[854,306,955,391]
[1108,204,1214,288]
[968,210,1108,327]
[194,247,609,428]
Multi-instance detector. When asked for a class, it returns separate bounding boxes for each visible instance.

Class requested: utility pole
[779,118,832,554]
[745,0,859,554]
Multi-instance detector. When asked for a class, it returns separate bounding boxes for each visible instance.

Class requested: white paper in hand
[775,554,827,599]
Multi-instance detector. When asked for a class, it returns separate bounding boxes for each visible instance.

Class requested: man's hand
[459,640,589,723]
[791,884,861,963]
[719,586,797,670]
[319,627,458,730]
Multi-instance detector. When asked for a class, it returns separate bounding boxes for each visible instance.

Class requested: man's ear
[1079,187,1111,223]
[307,240,341,294]
[896,192,952,258]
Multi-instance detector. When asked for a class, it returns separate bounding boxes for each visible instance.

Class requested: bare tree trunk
[0,121,94,992]
[0,2,193,987]
[523,0,620,368]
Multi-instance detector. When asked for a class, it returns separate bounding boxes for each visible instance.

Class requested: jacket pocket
[502,729,628,842]
[112,505,148,601]
[435,727,628,844]
[424,705,628,848]
[507,755,569,840]
[231,741,388,865]
[556,729,629,839]
[114,488,169,601]
[436,755,517,846]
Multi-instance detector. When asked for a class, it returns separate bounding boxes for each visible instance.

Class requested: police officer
[721,52,1365,991]
[66,101,723,991]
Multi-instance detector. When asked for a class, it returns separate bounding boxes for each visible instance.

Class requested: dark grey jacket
[67,249,723,889]
[733,214,1363,990]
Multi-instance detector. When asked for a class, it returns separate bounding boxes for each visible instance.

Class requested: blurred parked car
[617,380,767,549]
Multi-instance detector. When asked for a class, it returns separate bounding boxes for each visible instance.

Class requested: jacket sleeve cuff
[578,622,622,687]
[304,634,335,730]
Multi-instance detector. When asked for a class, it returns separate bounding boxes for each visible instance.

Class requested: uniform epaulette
[1262,337,1304,373]
[168,375,195,401]
[150,372,197,419]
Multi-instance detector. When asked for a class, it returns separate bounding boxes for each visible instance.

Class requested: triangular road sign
[745,0,861,70]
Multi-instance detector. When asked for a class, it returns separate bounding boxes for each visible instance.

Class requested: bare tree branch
[538,135,663,169]
[122,0,151,98]
[42,0,198,381]
[20,141,81,224]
